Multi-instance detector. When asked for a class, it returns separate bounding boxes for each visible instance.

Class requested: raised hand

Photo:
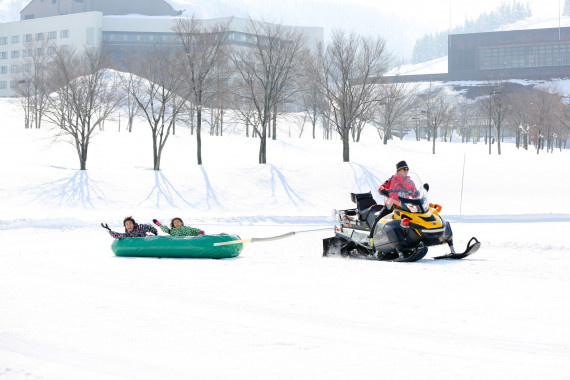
[152,219,161,226]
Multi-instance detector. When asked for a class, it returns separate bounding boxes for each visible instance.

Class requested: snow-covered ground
[1,97,570,379]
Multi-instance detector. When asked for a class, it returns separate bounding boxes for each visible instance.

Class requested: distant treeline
[411,1,532,64]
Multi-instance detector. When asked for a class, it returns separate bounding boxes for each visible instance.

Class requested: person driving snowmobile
[377,160,419,219]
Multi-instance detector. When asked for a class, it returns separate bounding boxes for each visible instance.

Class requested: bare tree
[174,17,231,165]
[125,47,189,170]
[506,87,534,149]
[300,52,327,139]
[516,86,559,154]
[14,38,53,129]
[371,80,417,144]
[454,97,479,143]
[477,81,510,155]
[43,47,121,170]
[123,79,139,132]
[419,85,453,154]
[316,30,390,162]
[557,94,570,150]
[231,18,307,164]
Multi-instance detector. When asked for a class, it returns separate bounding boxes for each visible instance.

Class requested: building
[0,1,324,97]
[448,27,570,81]
[20,0,182,19]
[385,27,570,84]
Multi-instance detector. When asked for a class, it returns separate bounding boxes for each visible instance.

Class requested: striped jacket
[108,224,158,240]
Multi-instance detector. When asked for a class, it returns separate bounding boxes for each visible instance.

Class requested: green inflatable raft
[111,233,243,259]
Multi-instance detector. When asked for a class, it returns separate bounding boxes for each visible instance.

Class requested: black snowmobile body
[323,173,480,262]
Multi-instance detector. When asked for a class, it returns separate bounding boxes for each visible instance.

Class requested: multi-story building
[387,26,570,83]
[448,26,570,81]
[0,0,324,97]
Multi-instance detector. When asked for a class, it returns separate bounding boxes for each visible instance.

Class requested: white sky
[238,0,564,31]
[1,0,563,27]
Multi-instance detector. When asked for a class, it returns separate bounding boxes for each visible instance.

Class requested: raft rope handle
[213,227,332,246]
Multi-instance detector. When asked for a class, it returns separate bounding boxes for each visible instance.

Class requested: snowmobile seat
[351,192,382,222]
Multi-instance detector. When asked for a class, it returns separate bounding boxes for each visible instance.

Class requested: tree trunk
[259,121,267,164]
[432,127,437,154]
[497,126,502,155]
[79,144,88,170]
[272,104,277,140]
[342,127,350,162]
[312,111,317,139]
[197,107,203,165]
[152,131,160,170]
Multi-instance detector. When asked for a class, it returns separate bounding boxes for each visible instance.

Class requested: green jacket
[160,224,203,237]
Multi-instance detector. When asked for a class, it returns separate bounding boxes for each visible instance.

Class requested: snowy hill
[1,89,570,379]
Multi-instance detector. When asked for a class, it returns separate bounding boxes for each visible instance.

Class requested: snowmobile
[323,173,480,262]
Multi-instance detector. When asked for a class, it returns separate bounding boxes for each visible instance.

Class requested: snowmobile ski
[433,237,481,260]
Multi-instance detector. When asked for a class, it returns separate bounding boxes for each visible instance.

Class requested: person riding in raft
[152,217,205,237]
[101,216,158,239]
[376,160,421,219]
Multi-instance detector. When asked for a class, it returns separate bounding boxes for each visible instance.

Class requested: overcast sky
[1,0,563,28]
[261,0,558,29]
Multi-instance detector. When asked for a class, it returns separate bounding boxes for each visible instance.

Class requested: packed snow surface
[1,98,569,379]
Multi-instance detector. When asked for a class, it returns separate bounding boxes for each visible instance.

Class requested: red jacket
[378,174,417,204]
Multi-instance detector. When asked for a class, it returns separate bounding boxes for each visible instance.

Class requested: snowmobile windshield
[387,172,429,213]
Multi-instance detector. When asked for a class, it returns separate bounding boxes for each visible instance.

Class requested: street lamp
[489,89,501,155]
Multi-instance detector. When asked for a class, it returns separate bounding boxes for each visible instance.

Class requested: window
[35,33,44,41]
[36,48,43,56]
[11,36,19,44]
[11,50,19,59]
[61,45,70,52]
[47,46,56,54]
[0,81,7,89]
[24,63,32,72]
[60,30,69,38]
[11,65,19,73]
[23,49,31,57]
[48,31,57,40]
[0,66,7,74]
[24,34,32,42]
[0,52,7,59]
[0,37,6,45]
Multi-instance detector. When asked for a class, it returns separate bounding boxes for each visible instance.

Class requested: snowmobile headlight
[407,203,421,213]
